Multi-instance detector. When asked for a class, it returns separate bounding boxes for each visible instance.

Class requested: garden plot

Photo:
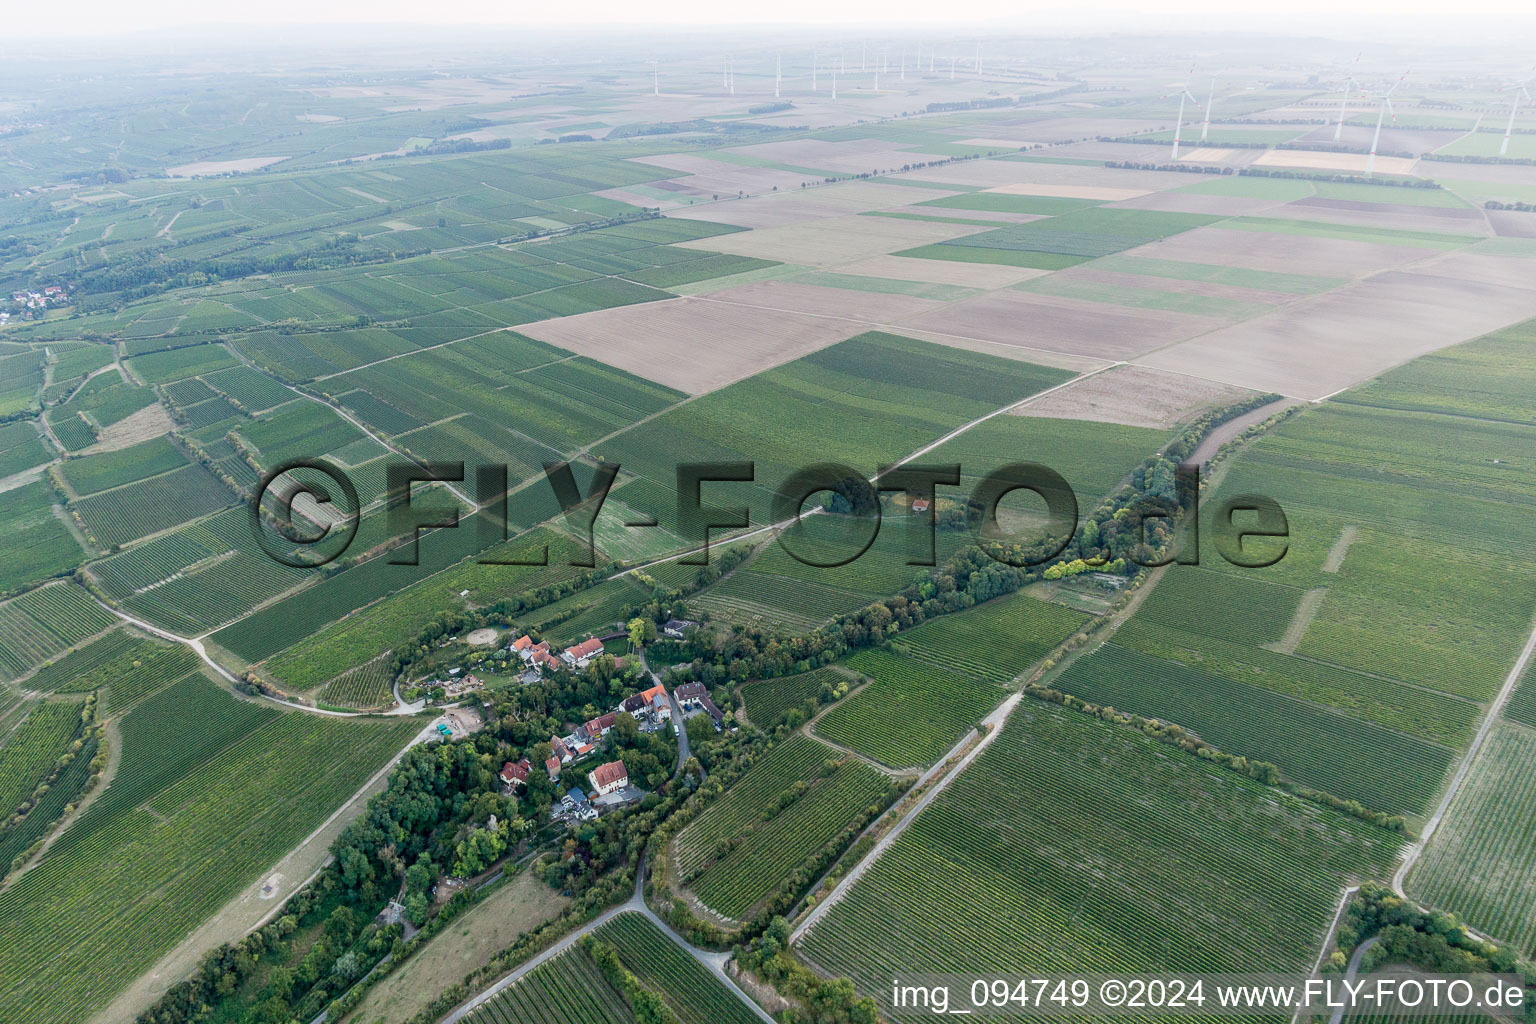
[900,288,1222,359]
[673,214,981,266]
[705,279,949,321]
[1010,364,1253,428]
[1139,268,1536,400]
[515,296,865,395]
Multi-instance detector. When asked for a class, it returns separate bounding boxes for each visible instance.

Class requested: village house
[674,682,725,728]
[556,788,597,822]
[545,755,561,780]
[580,712,617,744]
[561,637,604,669]
[498,758,532,791]
[617,683,671,730]
[662,618,697,639]
[587,760,629,797]
[911,498,931,513]
[550,735,574,763]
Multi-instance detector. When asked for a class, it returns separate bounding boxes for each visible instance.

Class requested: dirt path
[1393,606,1536,895]
[91,717,443,1024]
[442,859,773,1024]
[1322,525,1359,573]
[1267,587,1329,656]
[1188,397,1305,465]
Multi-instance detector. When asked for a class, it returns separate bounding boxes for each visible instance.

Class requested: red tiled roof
[546,756,562,777]
[512,635,532,651]
[589,760,628,788]
[566,637,604,660]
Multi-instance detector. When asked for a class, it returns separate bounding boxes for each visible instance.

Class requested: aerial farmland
[0,15,1535,1024]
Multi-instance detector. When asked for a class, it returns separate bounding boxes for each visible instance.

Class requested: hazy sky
[36,0,1536,39]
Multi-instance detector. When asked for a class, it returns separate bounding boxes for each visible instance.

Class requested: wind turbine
[950,56,956,81]
[1333,55,1362,141]
[812,50,818,91]
[1201,76,1216,141]
[900,50,905,81]
[1499,68,1535,157]
[976,42,982,75]
[1366,73,1405,175]
[775,54,781,99]
[1168,70,1197,161]
[647,59,659,96]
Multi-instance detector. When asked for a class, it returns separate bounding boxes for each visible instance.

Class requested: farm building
[562,637,604,668]
[588,760,630,796]
[581,712,617,743]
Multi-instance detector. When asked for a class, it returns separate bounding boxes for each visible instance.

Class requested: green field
[797,701,1400,1013]
[0,481,86,595]
[459,945,633,1024]
[1408,721,1536,954]
[674,735,892,919]
[815,648,1003,769]
[0,675,421,1024]
[900,207,1222,267]
[0,699,86,834]
[316,655,396,708]
[592,913,762,1024]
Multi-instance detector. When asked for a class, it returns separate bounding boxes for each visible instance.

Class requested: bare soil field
[706,279,948,321]
[166,157,288,177]
[1295,124,1468,156]
[1138,267,1536,398]
[958,116,1171,141]
[344,871,568,1024]
[673,214,981,265]
[1047,265,1297,305]
[1407,249,1536,292]
[1112,191,1294,216]
[514,296,866,394]
[899,289,1219,359]
[1277,198,1490,236]
[1486,211,1536,239]
[730,139,950,176]
[832,254,1052,288]
[987,182,1152,201]
[1133,225,1433,278]
[891,329,1110,373]
[86,402,173,452]
[631,153,807,194]
[668,181,963,229]
[1251,149,1418,175]
[1009,364,1253,428]
[889,156,1188,191]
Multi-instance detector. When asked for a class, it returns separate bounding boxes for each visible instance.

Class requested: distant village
[2,284,68,323]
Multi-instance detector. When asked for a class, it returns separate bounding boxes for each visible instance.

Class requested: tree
[611,711,640,745]
[685,714,714,749]
[628,616,656,648]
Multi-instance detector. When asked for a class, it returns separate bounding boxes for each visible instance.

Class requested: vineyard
[671,735,892,919]
[462,945,631,1024]
[1055,643,1453,815]
[743,668,847,728]
[894,591,1087,683]
[122,550,308,634]
[26,628,198,712]
[316,656,396,709]
[0,699,85,825]
[1408,722,1536,953]
[0,732,95,871]
[56,435,187,496]
[592,913,763,1024]
[71,462,236,548]
[797,701,1400,1015]
[0,481,87,596]
[0,675,421,1024]
[0,583,117,679]
[815,648,1002,769]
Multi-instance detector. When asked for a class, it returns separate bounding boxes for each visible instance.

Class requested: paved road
[1328,936,1380,1024]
